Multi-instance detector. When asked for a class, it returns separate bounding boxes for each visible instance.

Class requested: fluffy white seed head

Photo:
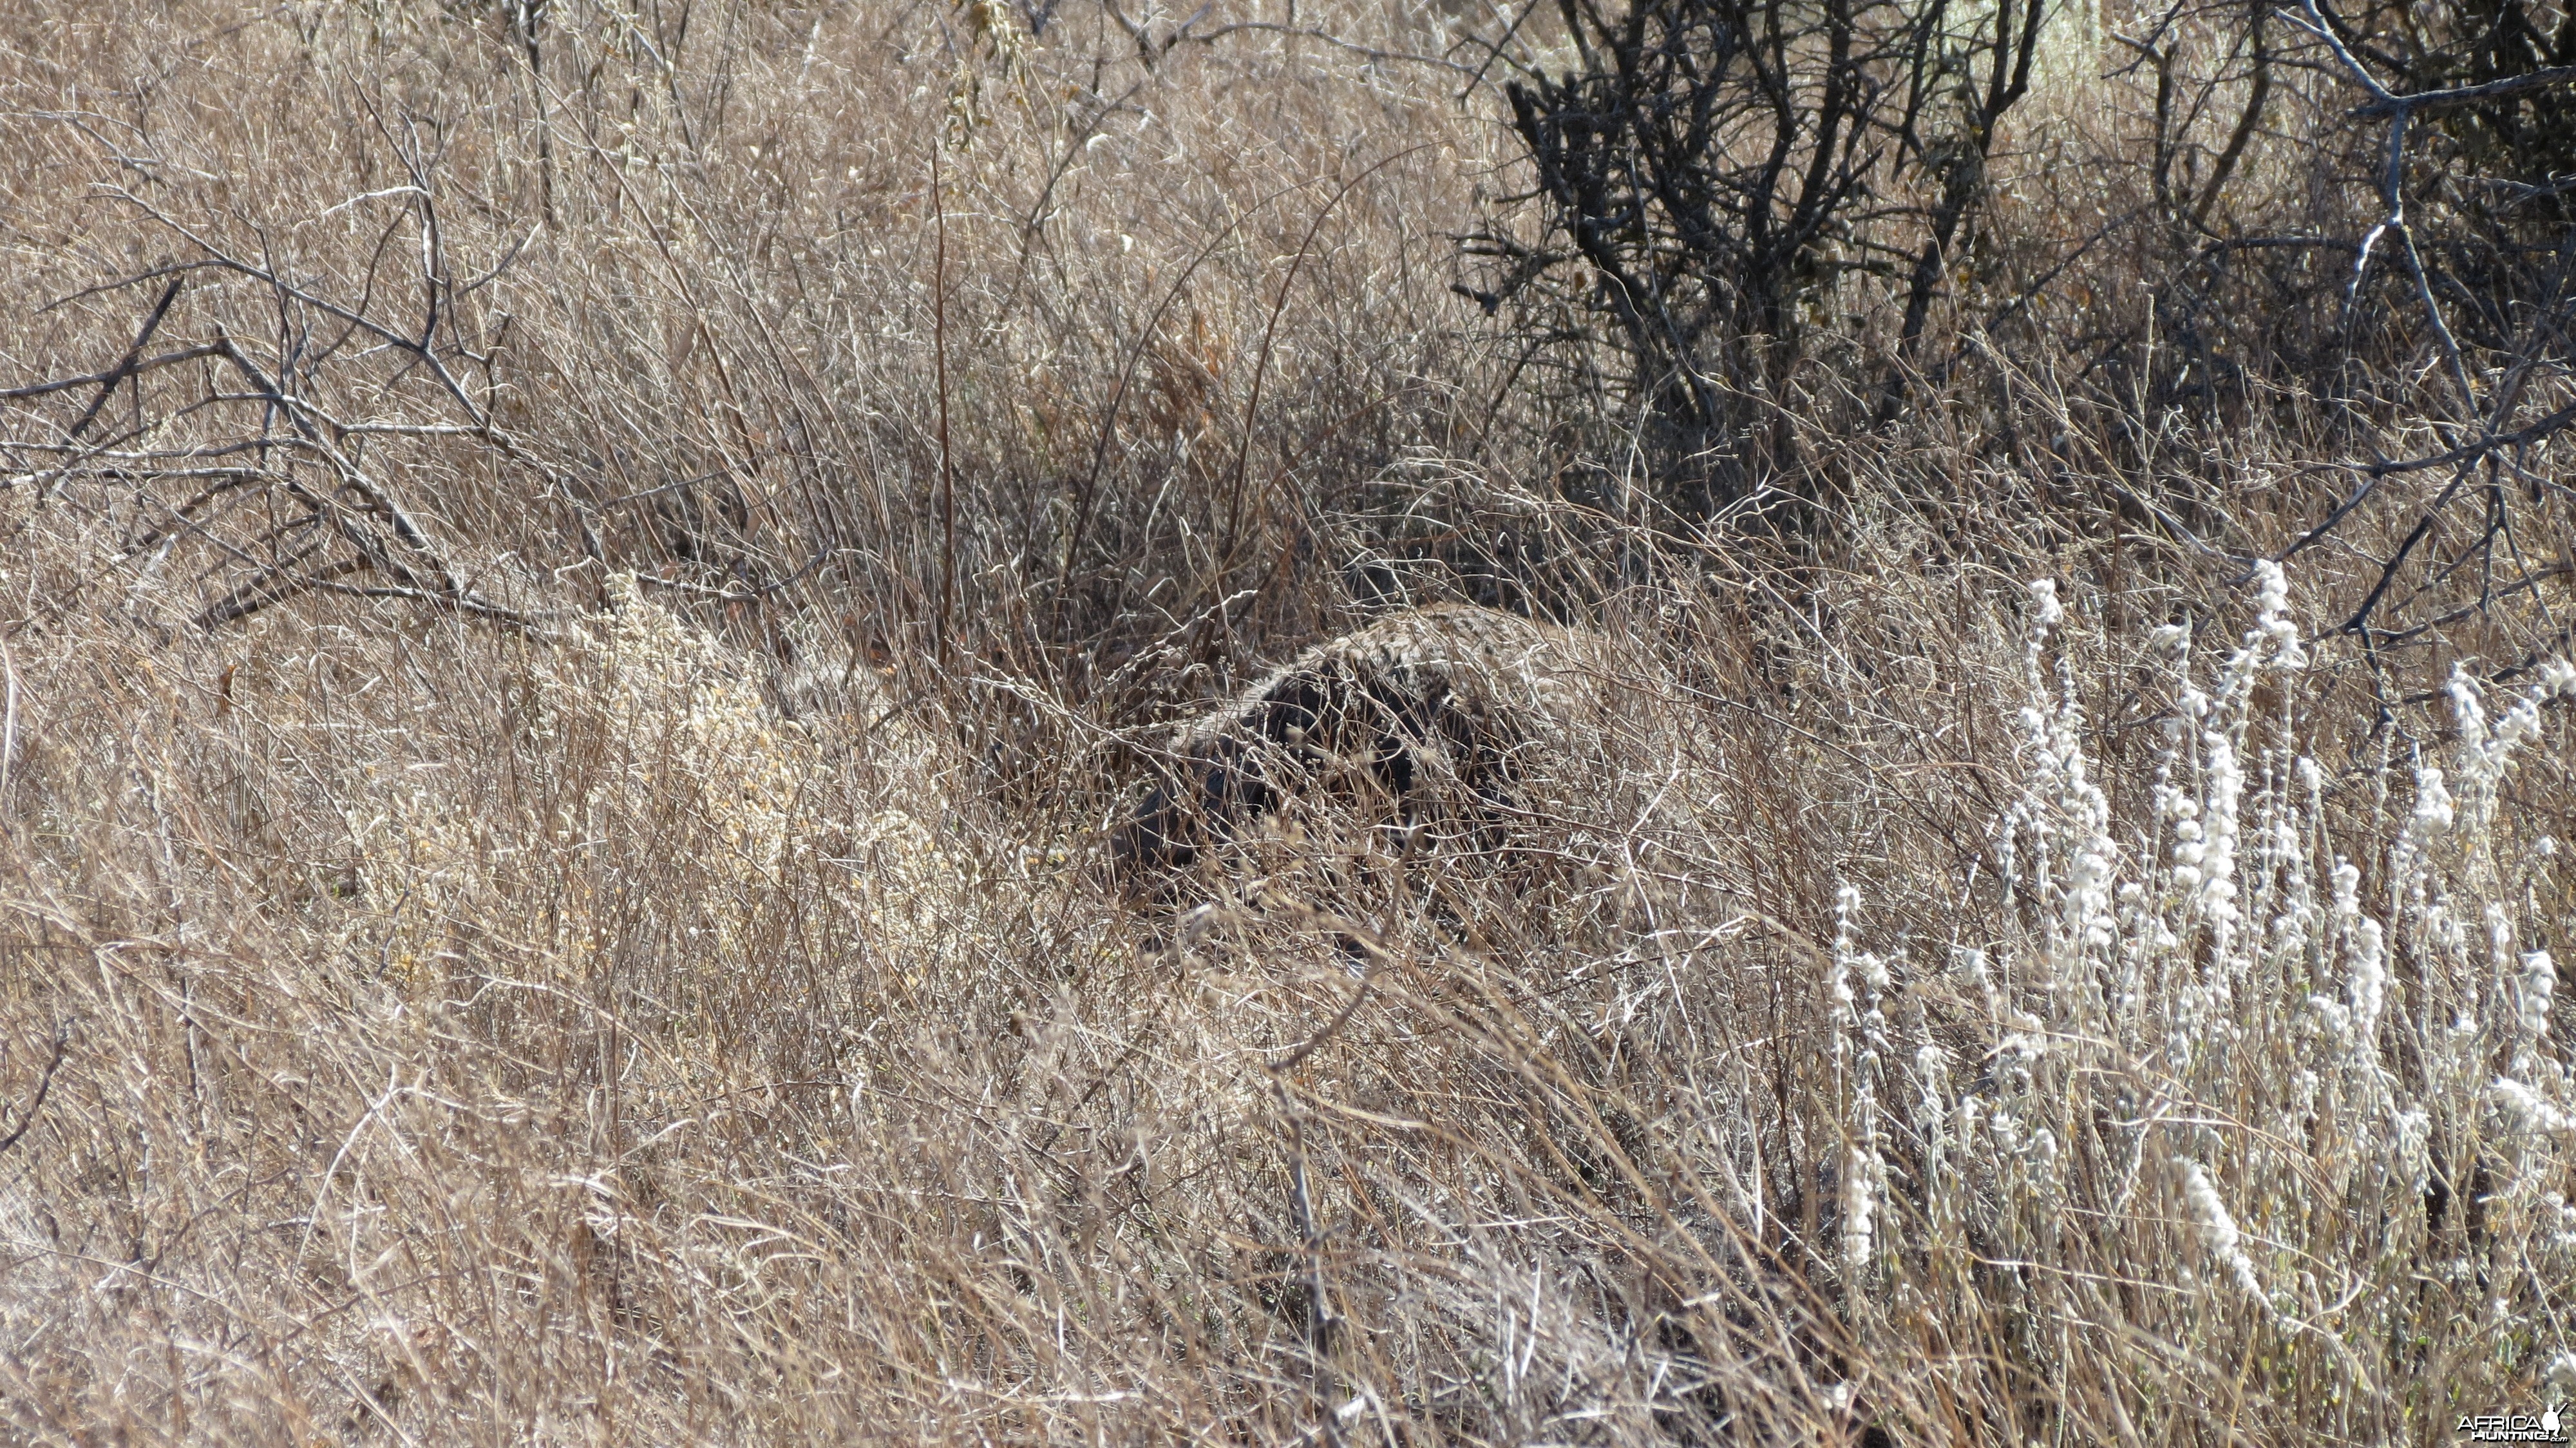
[2176,1158,2267,1300]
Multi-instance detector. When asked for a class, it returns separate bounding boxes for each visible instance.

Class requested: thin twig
[0,638,18,806]
[1215,145,1439,587]
[0,1027,71,1157]
[932,135,957,662]
[0,343,223,404]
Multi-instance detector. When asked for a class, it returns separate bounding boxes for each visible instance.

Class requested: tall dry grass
[1,0,2572,1442]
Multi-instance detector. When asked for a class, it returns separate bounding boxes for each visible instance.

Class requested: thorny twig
[0,1027,71,1157]
[1268,1078,1342,1443]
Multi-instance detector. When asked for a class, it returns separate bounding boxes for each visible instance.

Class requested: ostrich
[1111,604,1616,880]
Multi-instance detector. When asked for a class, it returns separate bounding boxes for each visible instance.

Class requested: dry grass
[2,0,2573,1442]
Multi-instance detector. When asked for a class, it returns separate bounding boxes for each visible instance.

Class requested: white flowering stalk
[2014,579,2117,1028]
[2421,666,2576,1165]
[2491,1077,2576,1135]
[2175,1157,2270,1305]
[2251,752,2316,1001]
[1913,1042,1952,1233]
[1832,884,1889,1283]
[2438,662,2576,879]
[2131,562,2316,1080]
[2331,861,2383,1036]
[1985,567,2576,1394]
[2491,940,2575,1172]
[1841,1141,1877,1284]
[2195,729,2246,983]
[2208,560,2309,709]
[2027,577,2063,665]
[2447,666,2549,843]
[2517,948,2556,1071]
[2116,625,2195,1053]
[2049,695,2117,1012]
[2191,563,2306,991]
[2410,763,2456,843]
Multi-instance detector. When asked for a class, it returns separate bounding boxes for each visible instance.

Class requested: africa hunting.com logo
[2460,1405,2567,1443]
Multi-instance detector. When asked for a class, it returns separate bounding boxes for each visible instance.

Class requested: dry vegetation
[2,0,2574,1441]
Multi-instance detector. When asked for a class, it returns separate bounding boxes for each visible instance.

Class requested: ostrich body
[1113,604,1611,876]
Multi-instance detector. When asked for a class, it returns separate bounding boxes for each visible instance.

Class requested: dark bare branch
[0,343,223,403]
[0,1027,70,1158]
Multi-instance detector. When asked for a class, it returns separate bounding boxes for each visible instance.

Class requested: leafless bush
[1465,0,2046,519]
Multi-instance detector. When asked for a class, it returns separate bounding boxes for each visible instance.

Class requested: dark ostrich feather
[1112,604,1611,879]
